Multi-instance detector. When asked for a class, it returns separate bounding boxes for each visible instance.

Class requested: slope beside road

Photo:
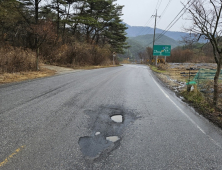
[1,64,222,169]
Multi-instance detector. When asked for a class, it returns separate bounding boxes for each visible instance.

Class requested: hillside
[125,23,188,41]
[129,34,179,48]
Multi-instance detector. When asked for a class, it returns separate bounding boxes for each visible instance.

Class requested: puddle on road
[106,136,120,142]
[111,115,123,123]
[78,136,112,158]
[95,132,100,136]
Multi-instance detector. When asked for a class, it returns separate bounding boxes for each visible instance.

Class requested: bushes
[0,47,36,73]
[168,49,194,63]
[41,42,112,67]
[167,48,215,63]
[0,42,113,74]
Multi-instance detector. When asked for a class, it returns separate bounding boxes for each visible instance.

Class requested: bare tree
[146,47,153,64]
[184,0,222,106]
[138,52,143,64]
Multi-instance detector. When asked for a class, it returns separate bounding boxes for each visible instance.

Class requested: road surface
[1,64,222,169]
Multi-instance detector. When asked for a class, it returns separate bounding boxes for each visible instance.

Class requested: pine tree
[104,4,128,53]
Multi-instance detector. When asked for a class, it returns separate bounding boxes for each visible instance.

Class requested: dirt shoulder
[0,67,55,85]
[150,63,222,129]
[41,64,83,75]
[0,64,81,85]
[0,64,119,85]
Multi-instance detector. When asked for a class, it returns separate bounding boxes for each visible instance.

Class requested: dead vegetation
[0,46,36,73]
[0,46,56,84]
[0,43,116,84]
[42,43,114,67]
[0,68,56,84]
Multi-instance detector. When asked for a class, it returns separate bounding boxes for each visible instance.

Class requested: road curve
[1,64,222,170]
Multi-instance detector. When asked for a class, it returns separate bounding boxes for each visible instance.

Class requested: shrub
[42,42,112,66]
[167,48,215,63]
[0,46,36,73]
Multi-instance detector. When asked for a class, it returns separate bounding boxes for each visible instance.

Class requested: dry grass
[0,47,36,73]
[0,46,57,84]
[0,68,55,84]
[120,59,131,64]
[72,65,119,70]
[168,48,215,63]
[0,64,120,85]
[151,64,187,87]
[150,65,167,74]
[0,44,115,85]
[42,43,112,67]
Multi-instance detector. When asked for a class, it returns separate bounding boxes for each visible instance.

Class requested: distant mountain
[125,23,188,41]
[129,34,180,48]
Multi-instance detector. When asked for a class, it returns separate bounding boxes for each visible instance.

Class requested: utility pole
[152,10,160,65]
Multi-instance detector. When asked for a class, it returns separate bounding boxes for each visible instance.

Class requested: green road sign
[153,45,171,56]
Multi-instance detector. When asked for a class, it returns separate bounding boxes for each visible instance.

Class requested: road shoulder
[150,63,222,130]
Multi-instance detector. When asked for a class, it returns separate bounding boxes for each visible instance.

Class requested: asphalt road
[1,64,222,170]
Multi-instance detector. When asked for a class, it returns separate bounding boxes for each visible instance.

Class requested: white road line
[151,75,222,149]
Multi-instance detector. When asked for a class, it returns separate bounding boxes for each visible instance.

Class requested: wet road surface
[1,64,222,169]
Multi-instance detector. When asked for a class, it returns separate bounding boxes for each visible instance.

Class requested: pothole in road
[106,136,120,142]
[79,105,138,159]
[111,115,123,123]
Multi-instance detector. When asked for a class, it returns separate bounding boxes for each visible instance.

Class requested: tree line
[0,0,128,70]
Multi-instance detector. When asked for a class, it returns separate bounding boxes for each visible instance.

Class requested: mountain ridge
[125,23,188,41]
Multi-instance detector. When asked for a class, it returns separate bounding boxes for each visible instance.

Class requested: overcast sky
[115,0,190,32]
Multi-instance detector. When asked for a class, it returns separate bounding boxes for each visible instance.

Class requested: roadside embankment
[150,63,222,129]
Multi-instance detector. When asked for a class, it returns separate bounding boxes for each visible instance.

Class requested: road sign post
[156,56,158,66]
[113,52,116,65]
[153,45,171,66]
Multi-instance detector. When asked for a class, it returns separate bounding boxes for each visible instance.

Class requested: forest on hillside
[0,0,128,73]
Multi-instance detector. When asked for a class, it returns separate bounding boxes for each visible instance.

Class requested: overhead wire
[132,0,193,54]
[157,0,163,11]
[133,0,163,37]
[146,0,194,47]
[159,0,172,19]
[155,0,161,10]
[155,0,172,34]
[130,0,172,53]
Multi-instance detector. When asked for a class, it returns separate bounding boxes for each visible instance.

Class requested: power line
[157,0,163,11]
[146,0,194,47]
[159,0,172,20]
[155,0,172,33]
[155,0,160,10]
[155,12,184,42]
[155,0,163,10]
[154,0,193,43]
[136,0,172,45]
[134,0,163,37]
[131,0,194,54]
